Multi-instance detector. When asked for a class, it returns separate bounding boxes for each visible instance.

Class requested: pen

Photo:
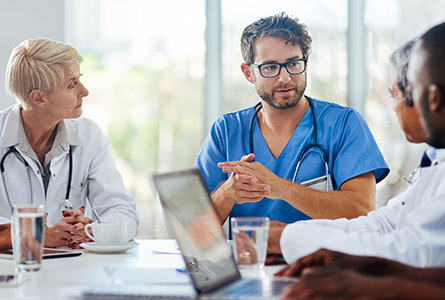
[83,181,102,223]
[91,206,102,223]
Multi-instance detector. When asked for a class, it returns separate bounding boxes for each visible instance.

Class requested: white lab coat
[280,147,445,267]
[0,105,139,239]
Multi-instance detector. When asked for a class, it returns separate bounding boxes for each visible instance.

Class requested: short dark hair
[415,22,445,148]
[418,22,445,89]
[389,39,416,107]
[240,12,312,65]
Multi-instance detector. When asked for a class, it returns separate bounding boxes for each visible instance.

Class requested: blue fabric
[193,96,389,224]
[421,150,432,168]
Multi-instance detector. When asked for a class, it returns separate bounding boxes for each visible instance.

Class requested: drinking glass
[231,217,269,269]
[11,204,45,272]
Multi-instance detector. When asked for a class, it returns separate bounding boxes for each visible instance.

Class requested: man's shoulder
[308,96,361,121]
[223,104,256,117]
[309,97,355,112]
[215,104,257,125]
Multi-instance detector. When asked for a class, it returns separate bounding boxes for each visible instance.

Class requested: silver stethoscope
[249,98,330,185]
[0,145,73,213]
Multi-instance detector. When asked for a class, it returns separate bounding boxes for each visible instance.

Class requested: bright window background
[61,0,445,238]
[222,0,348,112]
[66,0,206,238]
[364,0,445,206]
[222,0,445,208]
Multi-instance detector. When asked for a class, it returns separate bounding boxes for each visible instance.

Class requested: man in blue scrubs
[194,13,389,228]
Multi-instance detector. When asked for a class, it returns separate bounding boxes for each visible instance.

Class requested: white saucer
[80,241,139,254]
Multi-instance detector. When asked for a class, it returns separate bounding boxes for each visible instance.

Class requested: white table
[0,240,285,299]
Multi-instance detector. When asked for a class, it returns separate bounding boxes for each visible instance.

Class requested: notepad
[0,248,82,259]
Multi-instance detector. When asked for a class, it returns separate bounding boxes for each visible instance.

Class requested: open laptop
[151,168,296,299]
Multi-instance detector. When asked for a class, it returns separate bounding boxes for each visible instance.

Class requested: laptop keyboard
[220,278,293,297]
[82,293,196,300]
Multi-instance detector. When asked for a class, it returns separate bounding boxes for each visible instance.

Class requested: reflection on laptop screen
[153,169,240,293]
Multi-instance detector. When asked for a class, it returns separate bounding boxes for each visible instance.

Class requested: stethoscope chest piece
[58,199,74,212]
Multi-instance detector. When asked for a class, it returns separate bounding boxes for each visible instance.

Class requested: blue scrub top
[193,96,389,224]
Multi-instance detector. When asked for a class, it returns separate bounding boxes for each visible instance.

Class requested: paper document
[111,267,191,285]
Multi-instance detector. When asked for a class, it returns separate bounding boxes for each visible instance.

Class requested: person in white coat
[268,28,445,268]
[0,38,139,248]
[275,25,445,299]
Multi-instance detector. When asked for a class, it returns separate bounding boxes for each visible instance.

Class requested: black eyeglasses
[251,58,307,78]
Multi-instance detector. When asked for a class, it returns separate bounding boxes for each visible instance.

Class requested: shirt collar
[55,118,83,151]
[432,147,445,165]
[1,104,82,152]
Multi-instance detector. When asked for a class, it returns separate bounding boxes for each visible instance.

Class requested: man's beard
[256,74,307,110]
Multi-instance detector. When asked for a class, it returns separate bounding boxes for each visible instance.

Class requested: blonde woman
[0,38,139,248]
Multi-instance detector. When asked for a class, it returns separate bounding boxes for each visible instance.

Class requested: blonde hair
[5,38,82,108]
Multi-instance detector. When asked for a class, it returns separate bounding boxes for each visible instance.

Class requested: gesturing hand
[215,154,271,205]
[218,153,284,200]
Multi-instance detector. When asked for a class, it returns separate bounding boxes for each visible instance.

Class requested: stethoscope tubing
[0,145,73,210]
[249,98,330,183]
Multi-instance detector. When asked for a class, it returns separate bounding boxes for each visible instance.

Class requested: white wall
[0,0,65,109]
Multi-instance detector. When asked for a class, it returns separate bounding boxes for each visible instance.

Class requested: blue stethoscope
[0,145,73,212]
[249,98,330,184]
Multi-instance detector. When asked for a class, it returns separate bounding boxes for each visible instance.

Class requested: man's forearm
[276,172,375,219]
[211,184,235,224]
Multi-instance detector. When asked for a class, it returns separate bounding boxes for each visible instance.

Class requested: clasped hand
[44,206,93,248]
[217,153,286,204]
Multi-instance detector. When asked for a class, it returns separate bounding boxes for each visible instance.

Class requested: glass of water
[11,204,45,272]
[231,217,269,269]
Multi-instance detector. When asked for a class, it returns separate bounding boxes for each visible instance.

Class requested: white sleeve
[280,191,445,267]
[86,127,139,240]
[280,193,401,263]
[0,217,11,224]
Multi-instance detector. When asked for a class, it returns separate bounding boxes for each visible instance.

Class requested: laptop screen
[152,169,241,293]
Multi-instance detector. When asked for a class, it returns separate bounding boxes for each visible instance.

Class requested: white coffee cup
[84,222,128,246]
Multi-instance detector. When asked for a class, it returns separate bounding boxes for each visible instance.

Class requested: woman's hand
[0,224,12,250]
[44,207,93,248]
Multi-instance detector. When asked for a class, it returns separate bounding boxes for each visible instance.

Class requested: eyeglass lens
[260,60,305,77]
